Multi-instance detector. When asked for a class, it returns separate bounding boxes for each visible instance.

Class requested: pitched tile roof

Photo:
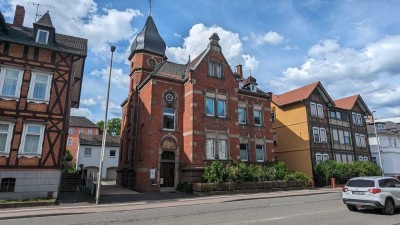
[272,81,320,106]
[0,23,87,56]
[80,135,120,147]
[34,11,54,28]
[152,61,186,80]
[69,116,98,128]
[188,49,207,69]
[334,95,359,110]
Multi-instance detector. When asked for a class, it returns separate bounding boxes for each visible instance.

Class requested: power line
[28,1,55,22]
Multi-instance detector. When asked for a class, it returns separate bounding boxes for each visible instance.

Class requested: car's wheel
[347,205,357,212]
[382,199,395,215]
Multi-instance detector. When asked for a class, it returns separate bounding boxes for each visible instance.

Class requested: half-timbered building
[0,6,87,199]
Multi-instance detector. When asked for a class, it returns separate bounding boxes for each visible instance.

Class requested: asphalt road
[3,193,400,225]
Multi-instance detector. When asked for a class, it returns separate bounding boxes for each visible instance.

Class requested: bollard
[311,178,315,189]
[331,177,336,188]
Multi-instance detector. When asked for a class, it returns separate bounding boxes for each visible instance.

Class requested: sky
[1,0,400,122]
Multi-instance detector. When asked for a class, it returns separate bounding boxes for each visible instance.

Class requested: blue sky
[1,0,400,122]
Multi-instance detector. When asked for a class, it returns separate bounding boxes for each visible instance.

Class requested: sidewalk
[0,188,341,220]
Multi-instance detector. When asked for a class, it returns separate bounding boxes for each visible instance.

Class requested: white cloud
[2,0,142,55]
[80,98,97,106]
[173,33,182,38]
[89,67,129,89]
[166,23,244,66]
[250,31,285,46]
[71,108,92,118]
[242,55,259,72]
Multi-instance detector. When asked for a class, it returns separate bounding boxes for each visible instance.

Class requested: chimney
[236,65,243,79]
[13,5,25,27]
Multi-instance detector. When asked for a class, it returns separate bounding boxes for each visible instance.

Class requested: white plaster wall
[0,170,60,200]
[77,144,119,180]
[369,132,400,176]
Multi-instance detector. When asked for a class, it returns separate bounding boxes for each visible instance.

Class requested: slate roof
[69,116,98,128]
[272,82,320,107]
[334,95,359,110]
[0,23,87,56]
[34,11,54,28]
[129,16,166,59]
[151,61,186,80]
[80,135,120,147]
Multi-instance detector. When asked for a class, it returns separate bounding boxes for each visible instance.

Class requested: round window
[164,91,176,104]
[148,58,156,67]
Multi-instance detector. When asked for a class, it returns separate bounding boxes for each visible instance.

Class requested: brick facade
[118,16,274,192]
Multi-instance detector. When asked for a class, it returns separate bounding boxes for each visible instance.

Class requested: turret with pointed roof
[129,16,166,60]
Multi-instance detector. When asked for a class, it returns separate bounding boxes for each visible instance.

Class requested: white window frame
[163,107,176,130]
[88,129,93,135]
[18,123,45,157]
[218,139,227,160]
[240,143,248,161]
[358,156,364,161]
[27,71,53,103]
[320,128,327,143]
[344,131,350,144]
[363,156,368,161]
[69,128,74,134]
[0,121,14,156]
[79,128,84,134]
[253,109,262,126]
[355,133,361,147]
[360,134,366,147]
[250,84,257,92]
[316,153,322,164]
[84,148,92,157]
[238,107,247,124]
[206,139,215,159]
[206,97,215,116]
[208,62,222,78]
[310,102,317,117]
[36,29,49,44]
[67,138,72,146]
[313,127,320,143]
[352,112,357,124]
[317,104,324,118]
[322,153,329,161]
[357,113,362,125]
[338,130,345,144]
[256,144,264,162]
[0,66,24,99]
[332,129,339,143]
[217,99,226,118]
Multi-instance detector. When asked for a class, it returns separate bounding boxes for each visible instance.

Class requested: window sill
[84,155,92,157]
[17,153,41,158]
[0,153,10,157]
[162,128,176,132]
[0,96,19,101]
[27,99,49,104]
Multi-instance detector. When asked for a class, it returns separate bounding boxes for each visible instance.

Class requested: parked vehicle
[342,176,400,215]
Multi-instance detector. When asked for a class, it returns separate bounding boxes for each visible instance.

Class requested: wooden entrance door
[160,151,175,187]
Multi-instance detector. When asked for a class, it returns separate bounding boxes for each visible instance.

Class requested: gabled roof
[334,94,372,115]
[188,49,208,70]
[0,24,87,56]
[129,16,166,59]
[151,61,186,80]
[69,116,98,128]
[34,11,54,28]
[273,81,321,106]
[80,135,120,147]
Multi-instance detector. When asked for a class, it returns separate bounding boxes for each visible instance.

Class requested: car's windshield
[346,179,375,187]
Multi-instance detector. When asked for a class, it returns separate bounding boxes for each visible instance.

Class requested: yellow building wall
[272,102,313,176]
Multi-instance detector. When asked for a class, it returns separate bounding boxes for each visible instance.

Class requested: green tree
[96,118,121,136]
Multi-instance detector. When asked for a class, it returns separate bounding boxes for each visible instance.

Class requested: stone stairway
[60,174,82,192]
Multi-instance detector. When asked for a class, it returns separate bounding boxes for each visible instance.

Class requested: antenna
[28,1,55,22]
[148,0,153,16]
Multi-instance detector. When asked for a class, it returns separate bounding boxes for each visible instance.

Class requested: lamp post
[95,45,116,205]
[372,111,384,176]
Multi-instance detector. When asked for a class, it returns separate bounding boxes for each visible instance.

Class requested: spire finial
[148,0,152,16]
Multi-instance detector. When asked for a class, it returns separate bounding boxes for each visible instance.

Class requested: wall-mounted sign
[150,168,156,179]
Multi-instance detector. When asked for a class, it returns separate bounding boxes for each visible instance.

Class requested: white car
[342,176,400,215]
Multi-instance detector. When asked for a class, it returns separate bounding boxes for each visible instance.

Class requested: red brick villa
[0,6,87,199]
[118,15,274,192]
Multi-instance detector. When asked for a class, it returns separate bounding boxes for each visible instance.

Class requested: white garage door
[106,167,117,180]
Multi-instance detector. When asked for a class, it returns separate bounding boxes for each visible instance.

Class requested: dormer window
[250,84,257,92]
[36,29,49,44]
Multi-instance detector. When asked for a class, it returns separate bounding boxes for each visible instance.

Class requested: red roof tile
[334,95,359,110]
[272,82,320,106]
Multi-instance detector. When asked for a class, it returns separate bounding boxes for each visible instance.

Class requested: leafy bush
[273,161,290,180]
[177,182,193,193]
[284,171,311,186]
[64,149,73,161]
[203,161,227,183]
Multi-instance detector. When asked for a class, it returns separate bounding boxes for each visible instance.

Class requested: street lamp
[95,45,116,204]
[372,110,384,176]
